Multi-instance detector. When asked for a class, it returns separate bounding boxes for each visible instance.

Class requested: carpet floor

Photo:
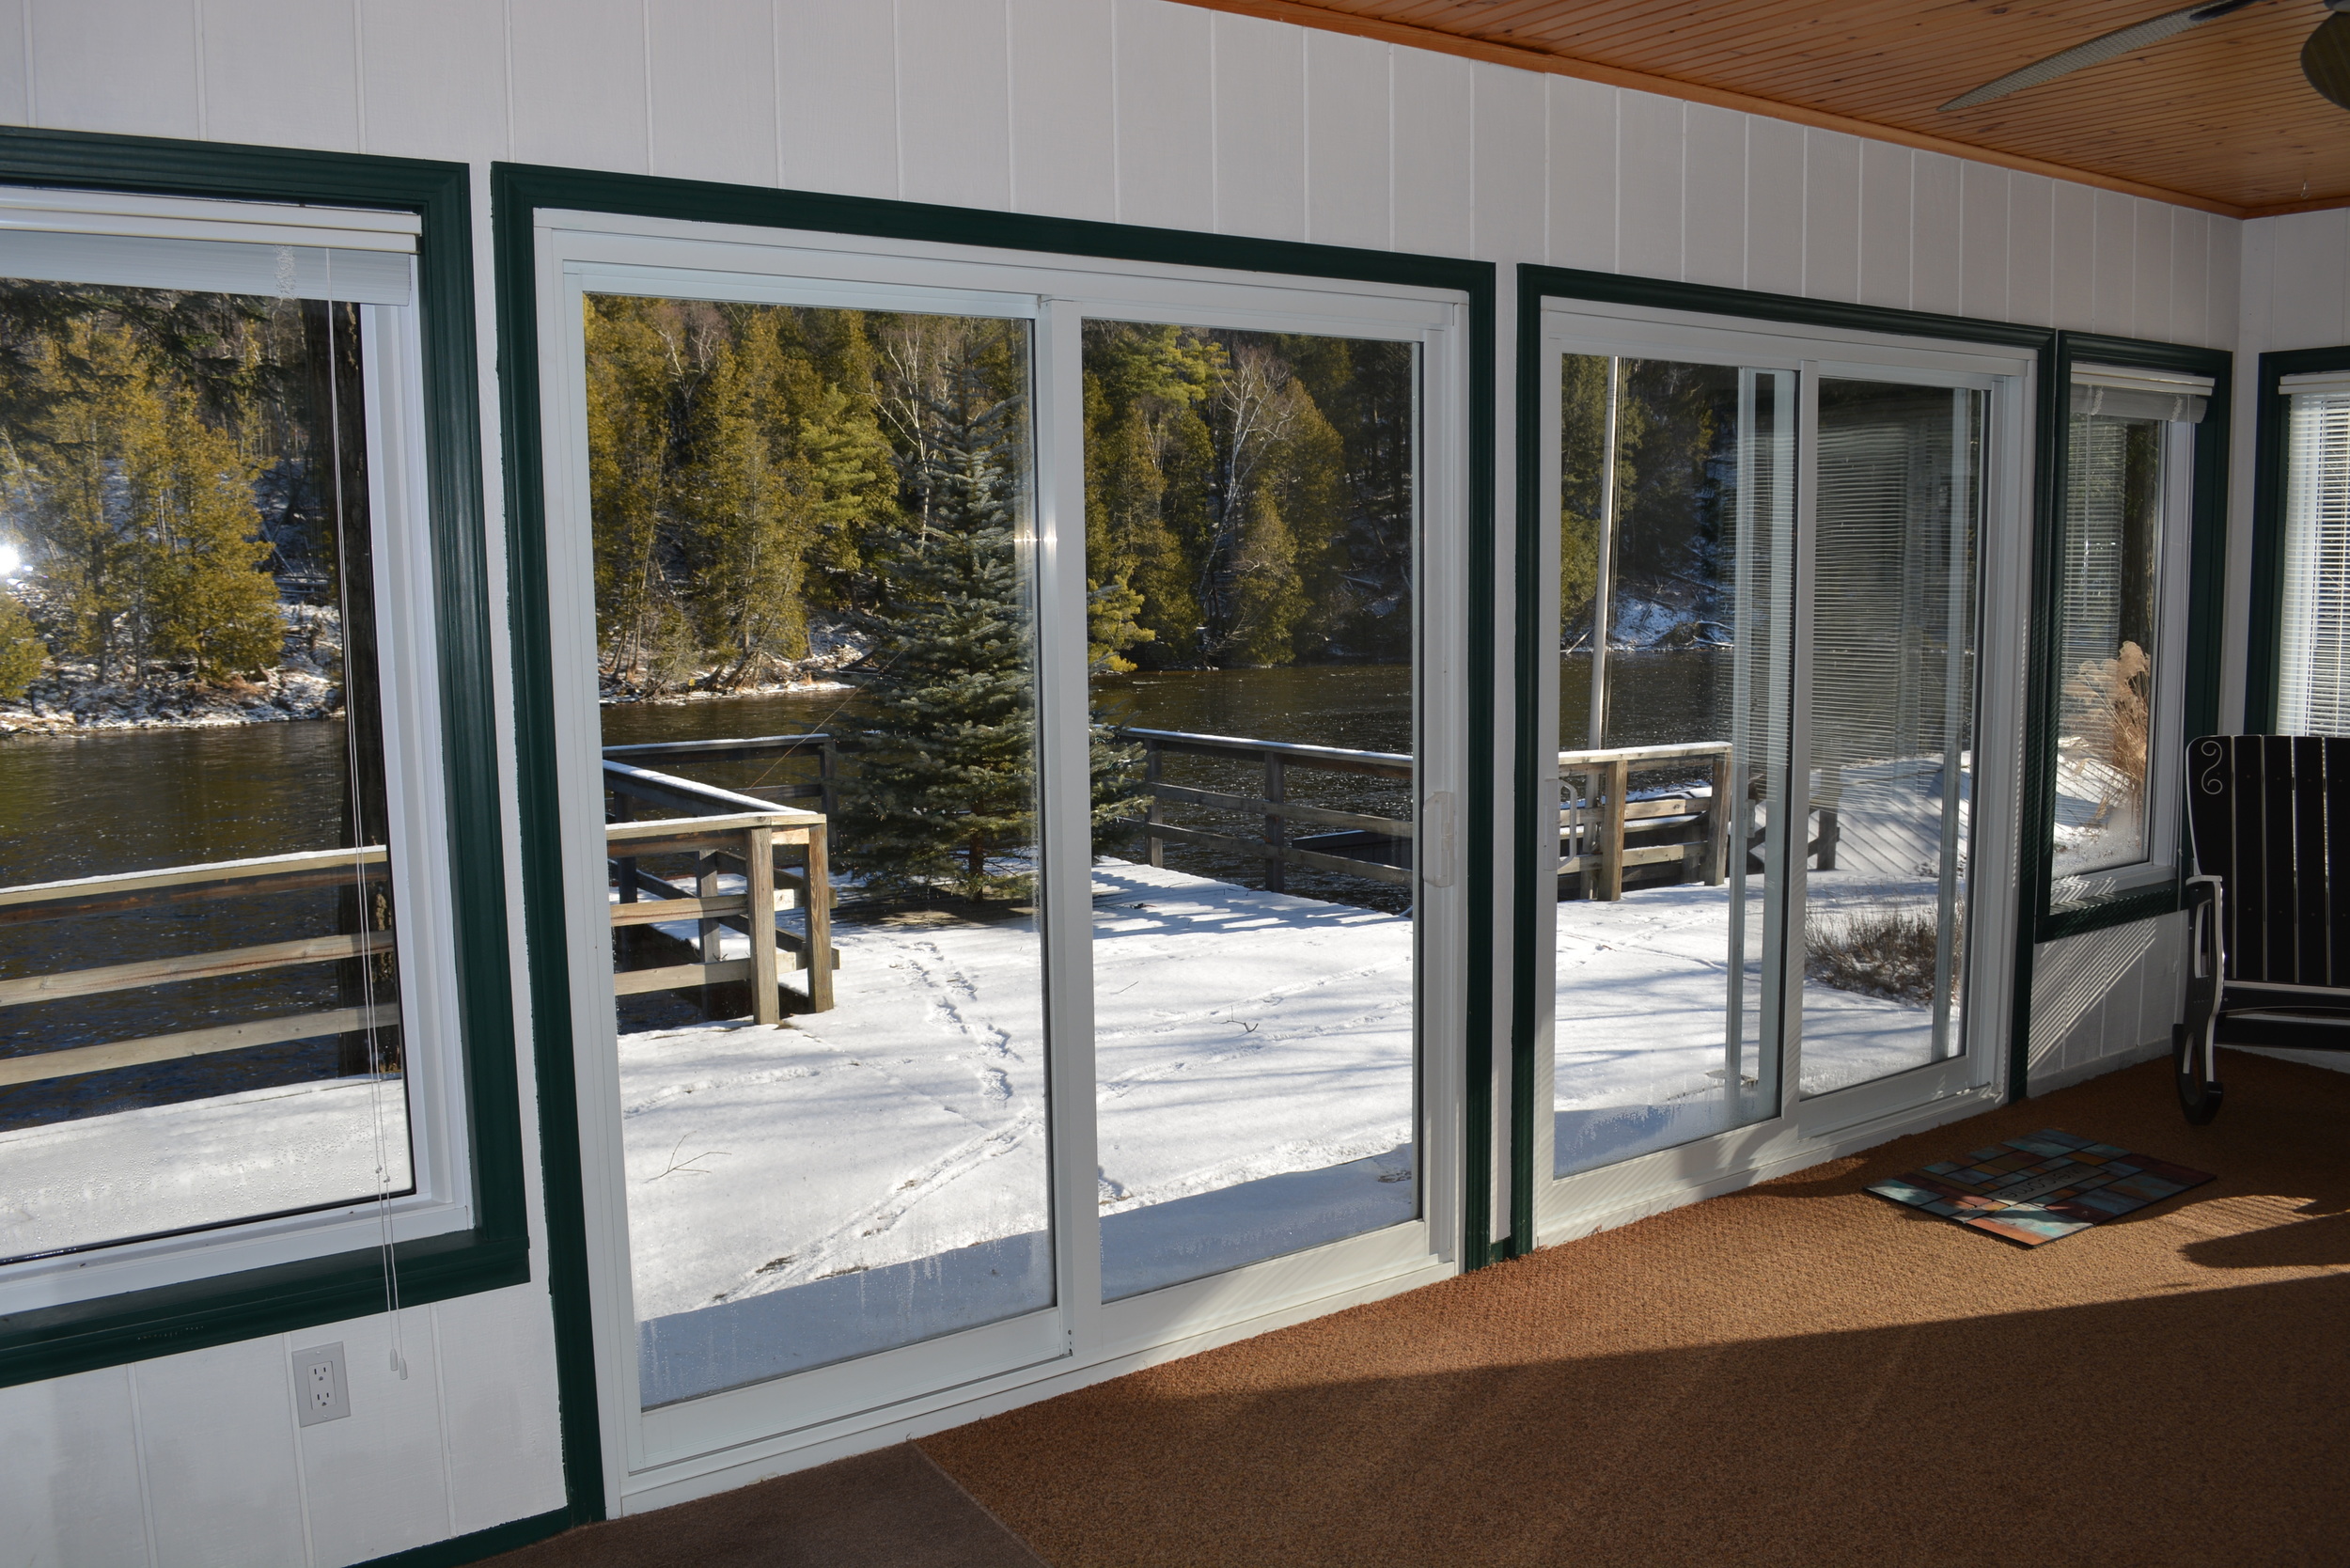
[920,1052,2350,1568]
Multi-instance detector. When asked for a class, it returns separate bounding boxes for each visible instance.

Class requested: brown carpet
[486,1443,1045,1568]
[920,1053,2350,1568]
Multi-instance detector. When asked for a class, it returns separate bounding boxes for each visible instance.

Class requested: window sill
[0,1228,527,1390]
[2038,876,2183,944]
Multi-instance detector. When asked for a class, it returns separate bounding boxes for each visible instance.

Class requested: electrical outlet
[293,1341,350,1427]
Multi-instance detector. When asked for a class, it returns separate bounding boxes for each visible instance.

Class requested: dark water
[0,720,385,1131]
[1,654,1737,1124]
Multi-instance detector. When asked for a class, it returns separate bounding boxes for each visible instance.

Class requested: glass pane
[1082,321,1418,1299]
[0,283,408,1262]
[2279,391,2350,737]
[583,299,1051,1405]
[2052,410,2164,872]
[1552,355,1792,1177]
[1799,381,1982,1098]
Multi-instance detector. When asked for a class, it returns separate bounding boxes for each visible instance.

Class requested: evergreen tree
[839,345,1040,902]
[130,374,277,681]
[0,583,43,700]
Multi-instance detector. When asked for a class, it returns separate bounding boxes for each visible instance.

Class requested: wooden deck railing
[0,846,399,1088]
[604,761,835,1017]
[1117,728,1415,890]
[1558,743,1734,902]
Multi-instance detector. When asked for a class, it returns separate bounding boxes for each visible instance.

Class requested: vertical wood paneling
[1391,45,1472,257]
[1546,74,1615,273]
[1213,10,1306,241]
[0,1367,149,1567]
[2268,210,2350,348]
[2091,189,2137,337]
[1803,129,1860,303]
[0,0,26,126]
[2212,213,2246,351]
[2050,178,2095,330]
[1960,162,2009,323]
[1615,89,1682,281]
[2132,197,2174,342]
[1304,30,1388,251]
[899,0,1010,211]
[198,0,359,152]
[1471,60,1544,264]
[29,0,199,137]
[358,0,508,162]
[136,1337,307,1568]
[300,1309,450,1568]
[1115,0,1213,230]
[435,1288,569,1537]
[646,0,777,188]
[508,0,647,173]
[2170,209,2211,347]
[1911,150,1962,318]
[1682,102,1744,290]
[2008,173,2055,327]
[1857,140,1911,310]
[1744,114,1803,296]
[1010,0,1114,221]
[776,0,899,199]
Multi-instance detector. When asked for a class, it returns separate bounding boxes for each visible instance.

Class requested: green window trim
[488,162,1498,1526]
[2031,332,2232,946]
[2246,343,2350,732]
[0,127,528,1391]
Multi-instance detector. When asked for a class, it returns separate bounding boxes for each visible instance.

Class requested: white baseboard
[2026,1037,2170,1096]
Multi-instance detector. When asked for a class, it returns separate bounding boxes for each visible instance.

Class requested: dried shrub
[1805,902,1952,1008]
[2062,639,2150,825]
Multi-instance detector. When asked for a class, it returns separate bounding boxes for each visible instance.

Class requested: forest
[0,284,357,714]
[582,296,1418,696]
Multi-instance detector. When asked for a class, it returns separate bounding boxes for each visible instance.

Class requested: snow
[0,1076,411,1262]
[0,600,348,735]
[618,859,1415,1404]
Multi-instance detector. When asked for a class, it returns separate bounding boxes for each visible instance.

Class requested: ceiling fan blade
[1939,0,2262,112]
[2305,10,2350,108]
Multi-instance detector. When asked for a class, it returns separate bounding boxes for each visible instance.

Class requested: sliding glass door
[1536,308,2026,1233]
[530,218,1466,1501]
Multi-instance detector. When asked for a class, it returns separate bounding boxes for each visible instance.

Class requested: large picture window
[0,190,479,1312]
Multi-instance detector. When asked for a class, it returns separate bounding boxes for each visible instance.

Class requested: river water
[0,653,1733,1123]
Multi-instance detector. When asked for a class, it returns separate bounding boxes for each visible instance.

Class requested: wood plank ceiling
[1186,0,2350,216]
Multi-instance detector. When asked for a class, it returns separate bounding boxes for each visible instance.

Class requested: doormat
[1866,1128,2214,1247]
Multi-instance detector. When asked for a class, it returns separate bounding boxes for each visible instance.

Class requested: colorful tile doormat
[1866,1129,2215,1247]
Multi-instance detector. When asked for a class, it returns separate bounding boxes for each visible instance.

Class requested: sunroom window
[2049,365,2206,886]
[2277,370,2350,736]
[0,196,461,1291]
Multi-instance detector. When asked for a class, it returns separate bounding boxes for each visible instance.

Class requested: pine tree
[0,582,43,700]
[131,375,277,681]
[839,344,1041,903]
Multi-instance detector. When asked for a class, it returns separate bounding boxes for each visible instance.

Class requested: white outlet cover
[292,1341,350,1427]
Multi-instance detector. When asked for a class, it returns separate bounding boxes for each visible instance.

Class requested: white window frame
[528,210,1472,1511]
[2046,397,2200,907]
[1527,298,2033,1251]
[0,191,475,1315]
[2274,369,2350,736]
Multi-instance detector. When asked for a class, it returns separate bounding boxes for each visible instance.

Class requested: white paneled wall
[0,1286,564,1568]
[2028,917,2187,1095]
[0,0,2281,1560]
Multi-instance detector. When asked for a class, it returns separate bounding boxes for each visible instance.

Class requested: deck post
[1144,740,1165,869]
[613,793,639,903]
[1264,754,1287,893]
[744,823,778,1025]
[697,850,724,1018]
[1595,758,1629,902]
[1701,748,1731,886]
[818,738,838,822]
[805,820,834,1012]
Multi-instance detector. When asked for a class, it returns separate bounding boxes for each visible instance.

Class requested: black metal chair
[2174,734,2350,1122]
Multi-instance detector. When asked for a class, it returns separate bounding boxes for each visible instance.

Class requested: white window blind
[2280,390,2350,736]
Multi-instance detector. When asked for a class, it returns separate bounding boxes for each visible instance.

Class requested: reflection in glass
[2052,411,2164,873]
[1081,321,1418,1299]
[1798,381,1981,1098]
[0,282,406,1262]
[583,299,1051,1404]
[1552,356,1791,1177]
